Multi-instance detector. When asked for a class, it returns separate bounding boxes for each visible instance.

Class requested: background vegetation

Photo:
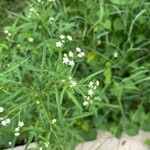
[0,0,150,149]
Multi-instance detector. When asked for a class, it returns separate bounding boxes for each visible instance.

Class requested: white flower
[8,33,11,37]
[62,40,65,43]
[15,127,20,132]
[14,132,20,137]
[49,17,54,21]
[63,53,67,57]
[70,81,77,87]
[86,96,90,101]
[4,29,9,34]
[67,35,73,41]
[62,57,69,65]
[0,107,4,113]
[113,52,118,58]
[6,118,11,123]
[68,51,74,57]
[61,79,65,82]
[56,41,63,48]
[44,142,49,148]
[36,101,40,104]
[8,142,12,145]
[80,52,85,57]
[78,52,85,58]
[29,7,35,12]
[28,37,34,43]
[76,47,81,52]
[18,121,24,127]
[1,120,7,126]
[60,35,65,39]
[88,89,94,97]
[68,60,75,67]
[68,76,72,80]
[0,117,4,121]
[83,101,89,106]
[52,119,57,124]
[27,15,31,19]
[88,81,93,88]
[96,80,99,86]
[1,118,10,126]
[37,0,41,2]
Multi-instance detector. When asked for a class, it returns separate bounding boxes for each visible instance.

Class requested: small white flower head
[61,40,65,43]
[37,0,41,2]
[27,15,31,19]
[8,33,11,37]
[68,60,75,67]
[49,17,54,22]
[28,37,34,43]
[60,35,65,40]
[70,80,77,87]
[88,89,94,97]
[36,101,40,104]
[17,44,21,48]
[18,121,24,127]
[56,41,63,48]
[4,29,9,34]
[8,141,12,146]
[52,118,57,124]
[67,35,73,41]
[1,120,7,126]
[83,101,89,106]
[6,118,11,124]
[62,56,69,65]
[68,51,74,58]
[29,7,35,12]
[15,127,20,132]
[113,52,118,58]
[61,79,65,82]
[88,81,94,88]
[86,96,90,101]
[1,118,10,126]
[0,106,4,113]
[96,80,100,86]
[44,142,49,148]
[76,47,81,52]
[14,132,20,137]
[0,117,4,121]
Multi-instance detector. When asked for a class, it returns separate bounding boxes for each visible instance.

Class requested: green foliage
[0,0,150,149]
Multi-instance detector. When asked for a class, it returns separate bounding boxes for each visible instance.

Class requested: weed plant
[0,0,150,149]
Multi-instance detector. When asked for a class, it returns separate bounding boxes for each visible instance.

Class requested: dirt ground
[75,131,150,150]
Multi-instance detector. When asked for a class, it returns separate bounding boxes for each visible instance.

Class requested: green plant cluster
[0,0,150,149]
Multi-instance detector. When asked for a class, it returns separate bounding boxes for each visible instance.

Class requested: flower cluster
[28,37,34,43]
[4,28,11,40]
[69,76,77,87]
[52,118,57,124]
[0,106,11,126]
[27,7,39,19]
[83,80,99,106]
[14,121,24,137]
[62,47,85,67]
[56,34,73,48]
[76,47,85,58]
[62,52,75,67]
[0,106,4,113]
[1,118,11,126]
